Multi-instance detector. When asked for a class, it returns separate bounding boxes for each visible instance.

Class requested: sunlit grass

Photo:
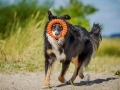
[85,56,120,72]
[96,38,120,57]
[0,12,46,72]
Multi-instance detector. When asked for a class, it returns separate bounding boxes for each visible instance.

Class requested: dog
[43,10,102,87]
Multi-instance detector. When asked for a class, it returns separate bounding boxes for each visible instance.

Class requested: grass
[0,12,46,72]
[96,38,120,57]
[85,56,120,72]
[0,13,120,73]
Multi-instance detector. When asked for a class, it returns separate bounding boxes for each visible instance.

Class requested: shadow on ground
[57,77,118,87]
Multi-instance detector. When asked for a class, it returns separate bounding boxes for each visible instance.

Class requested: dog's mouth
[55,38,58,40]
[52,32,62,39]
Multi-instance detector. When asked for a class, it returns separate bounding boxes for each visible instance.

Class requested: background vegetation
[0,0,120,73]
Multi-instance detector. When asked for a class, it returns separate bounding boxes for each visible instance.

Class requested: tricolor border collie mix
[43,10,102,87]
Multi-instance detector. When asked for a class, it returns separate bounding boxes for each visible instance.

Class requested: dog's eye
[52,25,56,28]
[59,25,62,28]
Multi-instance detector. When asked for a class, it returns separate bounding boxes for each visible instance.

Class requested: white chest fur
[52,48,66,61]
[47,33,66,61]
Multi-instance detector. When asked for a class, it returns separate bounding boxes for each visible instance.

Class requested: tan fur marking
[44,67,51,86]
[44,62,54,86]
[58,76,65,83]
[71,56,79,82]
[71,56,78,66]
[46,49,52,55]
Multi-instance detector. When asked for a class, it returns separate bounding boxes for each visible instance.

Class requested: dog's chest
[52,48,66,61]
[47,33,66,61]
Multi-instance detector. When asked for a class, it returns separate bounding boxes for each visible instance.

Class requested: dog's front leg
[66,56,79,85]
[44,58,54,87]
[58,60,70,83]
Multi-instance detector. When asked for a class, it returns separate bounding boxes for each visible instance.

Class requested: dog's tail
[89,23,102,56]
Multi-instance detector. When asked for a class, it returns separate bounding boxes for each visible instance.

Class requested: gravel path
[0,72,120,90]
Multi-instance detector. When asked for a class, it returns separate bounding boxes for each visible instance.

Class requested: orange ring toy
[47,19,67,39]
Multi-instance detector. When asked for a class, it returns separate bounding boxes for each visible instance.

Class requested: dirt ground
[0,72,120,90]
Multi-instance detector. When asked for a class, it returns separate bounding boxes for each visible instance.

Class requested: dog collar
[47,19,68,39]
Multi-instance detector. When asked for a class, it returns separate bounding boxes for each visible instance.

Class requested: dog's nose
[55,32,60,36]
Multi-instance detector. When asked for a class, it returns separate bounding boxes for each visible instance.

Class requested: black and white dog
[43,10,102,87]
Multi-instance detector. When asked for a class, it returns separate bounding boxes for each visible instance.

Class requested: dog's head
[47,10,71,37]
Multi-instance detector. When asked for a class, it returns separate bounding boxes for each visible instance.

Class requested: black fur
[43,10,102,87]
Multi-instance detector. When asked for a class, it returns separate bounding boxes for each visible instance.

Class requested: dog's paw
[79,73,84,79]
[58,76,66,83]
[42,85,52,89]
[64,80,74,85]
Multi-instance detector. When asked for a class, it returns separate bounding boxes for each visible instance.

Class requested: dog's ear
[59,14,71,20]
[48,10,57,21]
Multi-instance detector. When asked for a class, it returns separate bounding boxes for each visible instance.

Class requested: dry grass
[0,13,46,72]
[85,56,120,72]
[96,38,120,57]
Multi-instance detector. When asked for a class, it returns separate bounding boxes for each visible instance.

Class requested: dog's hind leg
[78,55,91,79]
[78,62,84,79]
[58,60,70,83]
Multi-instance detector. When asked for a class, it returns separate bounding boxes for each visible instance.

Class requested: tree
[54,0,97,30]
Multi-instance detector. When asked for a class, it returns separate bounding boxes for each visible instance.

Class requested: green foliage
[54,0,97,30]
[0,0,52,39]
[0,0,98,39]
